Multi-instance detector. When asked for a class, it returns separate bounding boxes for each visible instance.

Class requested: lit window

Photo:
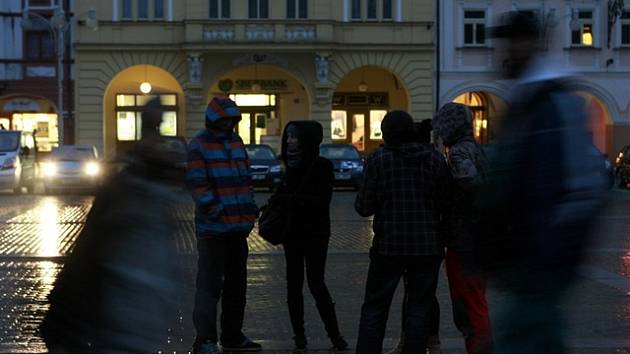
[621,11,630,45]
[116,93,178,141]
[332,111,347,140]
[229,94,276,107]
[287,0,307,19]
[572,10,594,46]
[463,10,486,46]
[369,110,387,140]
[249,0,269,19]
[210,0,231,19]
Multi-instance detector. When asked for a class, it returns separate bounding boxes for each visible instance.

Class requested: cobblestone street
[0,190,629,353]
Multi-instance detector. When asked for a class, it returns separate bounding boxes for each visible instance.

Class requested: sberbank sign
[235,79,288,90]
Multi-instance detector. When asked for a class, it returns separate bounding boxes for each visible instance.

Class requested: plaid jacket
[355,143,452,256]
[186,129,258,238]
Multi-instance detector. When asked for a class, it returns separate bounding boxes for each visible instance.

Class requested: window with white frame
[572,10,594,46]
[621,11,630,45]
[287,0,307,19]
[210,0,230,19]
[463,10,486,46]
[249,0,269,19]
[352,0,393,21]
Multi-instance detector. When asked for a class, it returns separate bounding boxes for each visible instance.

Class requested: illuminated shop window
[331,110,347,140]
[11,113,59,152]
[369,110,387,140]
[115,93,178,141]
[229,94,276,107]
[453,92,488,143]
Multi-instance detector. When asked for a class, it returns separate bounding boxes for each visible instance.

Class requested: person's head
[205,96,241,133]
[414,119,433,144]
[381,110,416,147]
[141,97,164,138]
[490,11,543,79]
[281,121,323,169]
[433,103,474,147]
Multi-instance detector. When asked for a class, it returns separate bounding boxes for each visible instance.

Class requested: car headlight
[1,157,17,171]
[341,161,360,169]
[42,162,58,177]
[270,165,282,173]
[84,162,100,176]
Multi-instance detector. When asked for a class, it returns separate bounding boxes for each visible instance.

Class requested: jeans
[356,249,442,354]
[193,236,249,344]
[283,237,341,339]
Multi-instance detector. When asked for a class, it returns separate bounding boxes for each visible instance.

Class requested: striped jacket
[186,129,258,238]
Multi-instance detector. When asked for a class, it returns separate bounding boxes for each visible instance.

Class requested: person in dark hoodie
[432,103,491,354]
[355,111,452,354]
[274,120,348,352]
[40,97,182,354]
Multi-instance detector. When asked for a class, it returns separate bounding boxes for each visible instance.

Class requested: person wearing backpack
[274,121,348,352]
[478,11,608,354]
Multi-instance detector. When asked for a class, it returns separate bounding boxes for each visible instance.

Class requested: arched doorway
[210,64,311,153]
[452,91,507,144]
[575,92,612,155]
[333,66,409,154]
[103,65,185,156]
[0,94,59,153]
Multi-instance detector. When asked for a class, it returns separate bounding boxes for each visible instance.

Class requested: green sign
[235,79,288,91]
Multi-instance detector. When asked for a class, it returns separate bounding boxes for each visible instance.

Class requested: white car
[41,145,102,194]
[0,130,36,194]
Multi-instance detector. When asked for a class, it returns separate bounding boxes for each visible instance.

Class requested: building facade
[0,0,75,153]
[439,0,630,158]
[74,0,435,157]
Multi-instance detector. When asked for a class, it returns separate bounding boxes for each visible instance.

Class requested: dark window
[367,0,377,19]
[260,0,268,18]
[122,0,132,19]
[572,30,581,44]
[287,0,296,18]
[222,0,230,18]
[464,24,474,44]
[464,10,486,45]
[465,10,485,19]
[154,0,164,18]
[579,11,593,19]
[622,11,630,19]
[25,32,54,59]
[298,0,307,19]
[249,0,268,18]
[29,0,52,6]
[138,0,148,19]
[383,0,392,19]
[249,0,257,18]
[352,0,361,19]
[476,24,485,44]
[623,24,630,44]
[210,0,219,18]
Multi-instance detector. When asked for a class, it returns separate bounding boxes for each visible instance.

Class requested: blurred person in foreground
[355,111,452,354]
[479,11,608,354]
[275,121,348,352]
[187,97,260,354]
[40,98,182,353]
[433,103,491,354]
[387,118,443,354]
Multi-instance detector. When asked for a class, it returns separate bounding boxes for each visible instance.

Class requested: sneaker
[221,337,262,352]
[330,336,348,351]
[193,340,222,354]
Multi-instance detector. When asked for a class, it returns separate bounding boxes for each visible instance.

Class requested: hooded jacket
[275,121,334,239]
[355,111,452,256]
[186,97,258,238]
[433,103,487,249]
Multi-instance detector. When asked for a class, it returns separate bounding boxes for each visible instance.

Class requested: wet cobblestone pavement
[0,191,629,353]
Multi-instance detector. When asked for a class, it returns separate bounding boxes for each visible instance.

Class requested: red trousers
[446,249,492,354]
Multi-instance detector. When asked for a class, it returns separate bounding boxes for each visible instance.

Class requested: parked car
[319,144,364,189]
[245,144,283,191]
[0,130,36,194]
[616,145,630,188]
[41,145,102,194]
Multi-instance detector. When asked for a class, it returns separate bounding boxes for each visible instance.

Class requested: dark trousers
[356,250,442,354]
[193,236,249,344]
[283,237,341,339]
[401,279,441,337]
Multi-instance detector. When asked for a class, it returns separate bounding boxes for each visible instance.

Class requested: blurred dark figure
[433,103,491,354]
[479,11,608,354]
[275,121,348,352]
[355,111,451,354]
[40,97,182,353]
[388,118,442,354]
[187,97,260,354]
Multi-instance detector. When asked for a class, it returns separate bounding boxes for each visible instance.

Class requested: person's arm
[355,155,378,217]
[448,143,482,192]
[186,138,218,214]
[435,152,454,238]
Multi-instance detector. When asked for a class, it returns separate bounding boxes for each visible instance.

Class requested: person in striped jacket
[187,96,260,354]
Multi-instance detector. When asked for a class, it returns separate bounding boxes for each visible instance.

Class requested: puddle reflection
[37,198,60,258]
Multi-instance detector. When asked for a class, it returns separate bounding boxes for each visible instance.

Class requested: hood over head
[381,110,416,147]
[281,121,323,168]
[205,96,241,128]
[433,103,474,147]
